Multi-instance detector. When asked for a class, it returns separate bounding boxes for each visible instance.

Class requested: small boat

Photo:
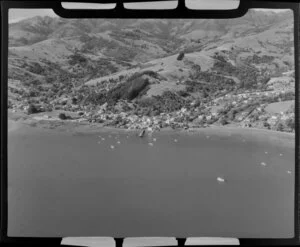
[260,162,267,166]
[217,177,225,183]
[139,129,146,138]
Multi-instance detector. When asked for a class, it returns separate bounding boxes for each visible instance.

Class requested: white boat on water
[217,177,225,183]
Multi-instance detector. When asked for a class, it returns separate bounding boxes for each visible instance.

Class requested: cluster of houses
[8,76,295,132]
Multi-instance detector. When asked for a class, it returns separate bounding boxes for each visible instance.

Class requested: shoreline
[7,110,295,150]
[8,114,295,142]
[7,109,295,137]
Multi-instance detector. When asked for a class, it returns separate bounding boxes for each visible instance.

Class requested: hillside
[8,10,295,133]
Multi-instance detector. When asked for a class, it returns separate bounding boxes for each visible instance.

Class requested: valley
[8,10,295,134]
[7,9,296,238]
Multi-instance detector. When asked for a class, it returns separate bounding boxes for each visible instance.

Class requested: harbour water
[8,124,295,238]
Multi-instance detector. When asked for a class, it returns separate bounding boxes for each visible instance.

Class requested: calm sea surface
[8,125,295,238]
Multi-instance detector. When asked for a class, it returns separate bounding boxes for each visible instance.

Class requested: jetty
[139,129,146,138]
